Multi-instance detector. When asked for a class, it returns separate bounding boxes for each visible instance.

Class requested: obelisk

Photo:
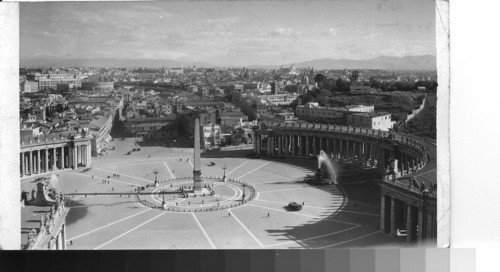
[193,118,202,190]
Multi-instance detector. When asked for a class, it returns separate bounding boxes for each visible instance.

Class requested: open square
[21,138,405,249]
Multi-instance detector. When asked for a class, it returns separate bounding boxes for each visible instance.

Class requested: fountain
[305,150,337,184]
[48,173,60,190]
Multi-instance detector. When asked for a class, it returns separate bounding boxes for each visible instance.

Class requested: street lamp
[242,183,246,202]
[153,169,159,187]
[221,164,227,182]
[162,188,165,206]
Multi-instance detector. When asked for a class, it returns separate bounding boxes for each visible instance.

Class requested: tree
[334,78,350,93]
[314,74,327,85]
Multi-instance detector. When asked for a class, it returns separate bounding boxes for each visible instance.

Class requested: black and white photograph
[3,0,447,251]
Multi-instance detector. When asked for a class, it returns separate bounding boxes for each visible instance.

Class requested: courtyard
[20,138,405,249]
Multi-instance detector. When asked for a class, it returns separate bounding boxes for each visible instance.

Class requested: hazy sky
[20,0,436,66]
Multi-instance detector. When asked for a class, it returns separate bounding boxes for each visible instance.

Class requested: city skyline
[21,0,436,67]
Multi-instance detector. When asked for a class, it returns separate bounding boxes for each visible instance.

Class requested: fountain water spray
[318,150,337,184]
[48,173,60,189]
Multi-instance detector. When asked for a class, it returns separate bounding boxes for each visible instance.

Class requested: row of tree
[313,73,438,93]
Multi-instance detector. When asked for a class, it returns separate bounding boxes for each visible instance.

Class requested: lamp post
[242,183,246,202]
[153,169,159,187]
[162,188,165,206]
[221,164,227,182]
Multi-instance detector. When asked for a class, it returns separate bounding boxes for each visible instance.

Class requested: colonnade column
[23,153,27,175]
[36,150,41,174]
[355,142,359,162]
[255,134,260,153]
[267,136,272,156]
[45,149,49,172]
[426,211,433,239]
[355,141,359,161]
[20,153,24,177]
[390,197,396,236]
[406,204,414,242]
[86,145,91,166]
[312,137,316,155]
[31,151,35,174]
[348,141,352,160]
[84,145,87,166]
[362,142,365,162]
[291,135,296,155]
[380,193,386,233]
[417,208,424,242]
[52,148,57,171]
[305,137,310,156]
[28,151,32,175]
[370,144,374,165]
[298,135,302,156]
[319,137,323,152]
[350,141,354,160]
[73,146,78,168]
[341,140,344,158]
[77,145,81,166]
[61,146,65,170]
[332,139,336,157]
[284,135,287,154]
[68,145,73,169]
[277,136,282,155]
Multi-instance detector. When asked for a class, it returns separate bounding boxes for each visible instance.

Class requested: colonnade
[254,132,427,174]
[253,124,435,244]
[20,143,91,177]
[380,192,436,242]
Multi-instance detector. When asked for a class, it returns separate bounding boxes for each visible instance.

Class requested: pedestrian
[92,175,94,179]
[302,202,304,206]
[267,212,270,217]
[70,240,73,246]
[228,212,231,217]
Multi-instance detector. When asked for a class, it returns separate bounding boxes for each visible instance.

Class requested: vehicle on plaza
[288,202,303,211]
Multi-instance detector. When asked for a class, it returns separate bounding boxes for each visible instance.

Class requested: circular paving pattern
[139,177,255,212]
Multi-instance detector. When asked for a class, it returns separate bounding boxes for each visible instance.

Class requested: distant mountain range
[20,55,436,71]
[248,55,437,71]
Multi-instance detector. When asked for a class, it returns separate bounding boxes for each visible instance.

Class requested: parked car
[288,202,303,211]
